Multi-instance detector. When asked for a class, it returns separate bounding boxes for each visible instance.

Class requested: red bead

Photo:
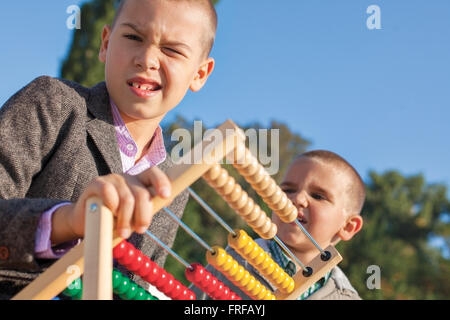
[120,243,136,266]
[179,288,196,300]
[184,265,196,283]
[127,251,144,272]
[213,282,226,299]
[144,263,160,284]
[201,272,213,289]
[230,292,242,300]
[178,288,190,300]
[154,271,168,288]
[113,240,127,260]
[221,286,231,300]
[185,263,203,283]
[177,288,196,300]
[158,274,175,296]
[170,281,183,300]
[137,258,152,278]
[208,277,219,294]
[186,290,196,300]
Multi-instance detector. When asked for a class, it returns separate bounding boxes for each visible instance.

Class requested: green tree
[338,171,450,299]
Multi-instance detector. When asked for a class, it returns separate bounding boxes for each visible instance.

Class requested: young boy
[191,150,365,300]
[0,0,216,299]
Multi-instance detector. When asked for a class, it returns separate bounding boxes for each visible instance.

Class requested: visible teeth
[130,82,157,91]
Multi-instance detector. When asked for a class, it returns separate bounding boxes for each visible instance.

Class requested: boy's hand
[51,166,171,244]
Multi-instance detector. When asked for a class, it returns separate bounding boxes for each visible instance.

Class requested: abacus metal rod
[163,207,215,254]
[145,230,191,270]
[187,187,237,236]
[273,236,309,273]
[293,220,326,256]
[188,188,311,274]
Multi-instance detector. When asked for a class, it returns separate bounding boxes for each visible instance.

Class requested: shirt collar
[110,99,166,174]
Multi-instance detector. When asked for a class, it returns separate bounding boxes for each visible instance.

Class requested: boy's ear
[337,214,363,241]
[99,25,112,63]
[190,57,215,92]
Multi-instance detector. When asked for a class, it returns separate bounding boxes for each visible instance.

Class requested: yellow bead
[254,250,266,266]
[286,279,295,293]
[249,281,262,297]
[262,290,274,300]
[222,254,234,271]
[275,270,286,285]
[239,272,251,287]
[256,286,268,300]
[242,240,255,255]
[249,243,261,260]
[265,261,275,275]
[260,255,272,271]
[232,266,245,282]
[280,274,293,290]
[272,265,281,280]
[207,246,227,268]
[245,276,256,292]
[228,260,239,277]
[234,230,250,249]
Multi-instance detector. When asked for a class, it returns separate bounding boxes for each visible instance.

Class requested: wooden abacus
[12,120,342,300]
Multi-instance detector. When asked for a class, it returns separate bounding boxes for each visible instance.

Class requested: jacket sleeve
[0,76,70,271]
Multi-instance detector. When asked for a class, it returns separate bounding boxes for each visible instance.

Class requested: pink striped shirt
[34,99,166,259]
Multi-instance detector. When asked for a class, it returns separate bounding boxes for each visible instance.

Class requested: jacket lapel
[85,82,123,174]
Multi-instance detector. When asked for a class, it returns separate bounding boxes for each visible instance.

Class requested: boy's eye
[162,47,183,57]
[311,193,326,200]
[124,34,142,42]
[281,188,295,194]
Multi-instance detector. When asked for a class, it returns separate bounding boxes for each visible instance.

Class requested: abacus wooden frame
[12,119,342,300]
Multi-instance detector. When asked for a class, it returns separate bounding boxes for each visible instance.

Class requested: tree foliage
[338,171,450,299]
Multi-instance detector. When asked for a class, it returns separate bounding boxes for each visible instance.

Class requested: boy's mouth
[296,213,307,225]
[127,81,162,92]
[127,77,162,99]
[128,82,161,91]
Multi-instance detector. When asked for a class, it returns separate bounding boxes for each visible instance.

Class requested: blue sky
[1,0,449,198]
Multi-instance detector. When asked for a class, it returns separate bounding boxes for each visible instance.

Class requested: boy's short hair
[298,150,366,215]
[111,0,218,57]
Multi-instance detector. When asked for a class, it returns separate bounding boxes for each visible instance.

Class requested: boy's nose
[293,190,308,208]
[135,47,160,71]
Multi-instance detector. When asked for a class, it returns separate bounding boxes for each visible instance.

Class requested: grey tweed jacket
[0,76,188,299]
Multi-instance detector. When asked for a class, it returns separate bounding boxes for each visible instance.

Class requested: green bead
[74,290,83,300]
[135,288,147,300]
[63,278,82,297]
[116,276,131,295]
[145,293,153,300]
[112,270,122,289]
[123,282,138,300]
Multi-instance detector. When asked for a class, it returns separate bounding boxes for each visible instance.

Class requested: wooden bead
[227,229,295,294]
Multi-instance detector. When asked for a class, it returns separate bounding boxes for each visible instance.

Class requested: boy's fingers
[109,175,135,238]
[137,166,172,199]
[130,184,154,234]
[82,178,120,215]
